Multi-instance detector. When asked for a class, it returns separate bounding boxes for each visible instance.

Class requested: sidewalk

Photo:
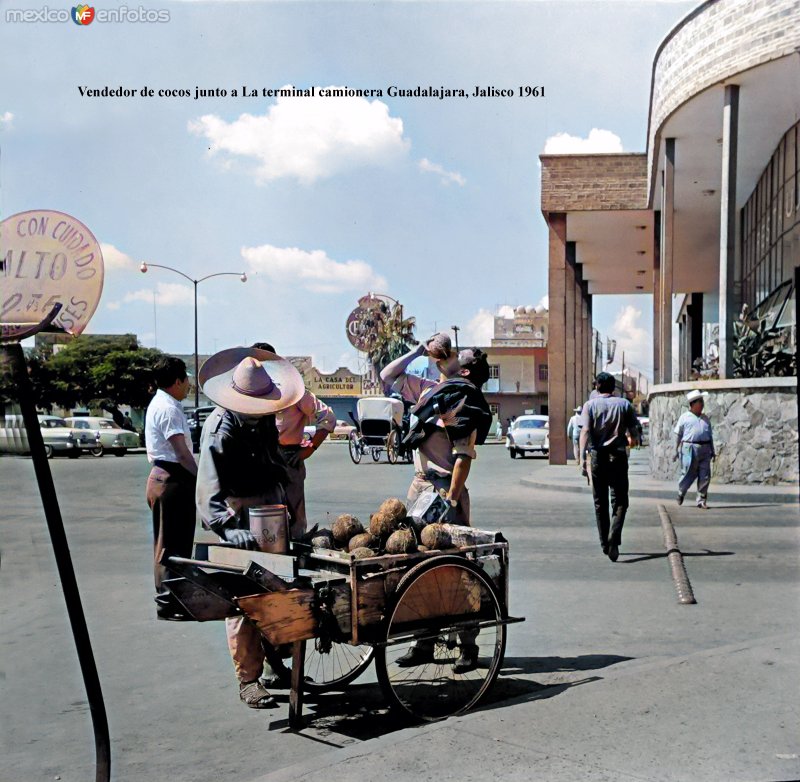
[520,449,799,504]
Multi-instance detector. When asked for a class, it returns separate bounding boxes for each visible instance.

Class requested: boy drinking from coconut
[380,335,492,671]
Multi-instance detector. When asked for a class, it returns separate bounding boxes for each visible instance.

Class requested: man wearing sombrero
[196,346,305,708]
[674,390,715,509]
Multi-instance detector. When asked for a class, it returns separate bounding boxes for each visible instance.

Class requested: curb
[519,476,799,505]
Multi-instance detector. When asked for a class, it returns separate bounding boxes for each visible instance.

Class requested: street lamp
[140,262,247,408]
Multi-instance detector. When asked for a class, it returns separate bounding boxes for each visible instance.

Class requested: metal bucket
[248,504,289,553]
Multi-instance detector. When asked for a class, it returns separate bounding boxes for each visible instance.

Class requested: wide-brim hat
[686,389,709,405]
[199,347,305,416]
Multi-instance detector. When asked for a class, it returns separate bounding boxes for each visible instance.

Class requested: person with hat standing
[578,371,640,562]
[674,390,715,509]
[567,405,583,465]
[251,343,336,538]
[195,347,305,709]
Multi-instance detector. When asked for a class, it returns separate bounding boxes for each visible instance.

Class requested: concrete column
[660,141,675,383]
[547,212,568,465]
[565,241,577,419]
[581,278,591,404]
[719,84,740,379]
[653,210,661,383]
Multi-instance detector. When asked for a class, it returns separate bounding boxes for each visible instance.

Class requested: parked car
[506,415,550,458]
[638,417,649,447]
[188,406,215,453]
[65,416,140,457]
[38,415,97,458]
[331,419,356,440]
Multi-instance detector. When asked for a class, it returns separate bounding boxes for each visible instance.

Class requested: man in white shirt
[145,356,197,620]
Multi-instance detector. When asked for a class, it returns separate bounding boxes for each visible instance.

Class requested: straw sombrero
[199,347,305,416]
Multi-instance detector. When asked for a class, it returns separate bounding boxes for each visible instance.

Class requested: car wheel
[44,444,54,459]
[90,445,104,457]
[113,448,127,457]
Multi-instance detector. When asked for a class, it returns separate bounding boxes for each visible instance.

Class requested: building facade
[540,0,799,483]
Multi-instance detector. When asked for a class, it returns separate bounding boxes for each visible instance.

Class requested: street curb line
[657,504,697,605]
[519,477,799,505]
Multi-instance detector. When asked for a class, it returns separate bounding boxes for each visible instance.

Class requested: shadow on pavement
[268,654,632,742]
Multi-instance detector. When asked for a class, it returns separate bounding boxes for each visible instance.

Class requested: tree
[366,301,418,377]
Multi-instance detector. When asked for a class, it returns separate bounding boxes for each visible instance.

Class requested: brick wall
[647,0,800,182]
[540,153,647,213]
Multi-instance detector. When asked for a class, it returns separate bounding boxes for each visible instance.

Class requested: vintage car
[65,416,139,457]
[506,414,550,458]
[38,415,98,458]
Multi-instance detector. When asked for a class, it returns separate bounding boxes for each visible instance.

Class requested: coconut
[332,514,363,547]
[377,498,407,523]
[369,510,400,541]
[348,532,379,552]
[350,547,376,560]
[417,544,430,553]
[421,523,451,550]
[385,528,417,554]
[311,530,333,549]
[426,332,452,360]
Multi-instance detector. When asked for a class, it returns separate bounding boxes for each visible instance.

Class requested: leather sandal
[239,680,278,709]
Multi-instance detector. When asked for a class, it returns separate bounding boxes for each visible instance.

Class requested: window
[538,364,549,381]
[73,420,90,429]
[98,420,115,429]
[518,418,547,429]
[488,365,500,379]
[488,403,499,416]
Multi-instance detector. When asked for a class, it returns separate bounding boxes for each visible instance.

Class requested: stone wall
[649,380,798,485]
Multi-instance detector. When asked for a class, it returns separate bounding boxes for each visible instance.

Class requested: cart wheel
[375,555,506,722]
[371,447,381,462]
[264,639,374,692]
[386,430,399,464]
[348,431,362,464]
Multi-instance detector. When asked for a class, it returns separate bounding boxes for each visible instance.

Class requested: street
[1,444,798,782]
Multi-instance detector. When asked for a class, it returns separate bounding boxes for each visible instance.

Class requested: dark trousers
[146,465,197,594]
[589,449,629,548]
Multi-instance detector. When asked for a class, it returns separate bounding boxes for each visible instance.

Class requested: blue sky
[1,0,696,377]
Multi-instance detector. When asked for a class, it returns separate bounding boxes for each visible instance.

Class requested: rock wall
[649,383,798,485]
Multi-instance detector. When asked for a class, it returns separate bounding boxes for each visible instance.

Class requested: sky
[0,0,697,379]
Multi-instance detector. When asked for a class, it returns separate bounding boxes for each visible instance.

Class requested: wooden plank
[162,578,238,621]
[288,640,306,730]
[243,561,291,592]
[356,579,386,628]
[206,546,296,578]
[237,590,316,646]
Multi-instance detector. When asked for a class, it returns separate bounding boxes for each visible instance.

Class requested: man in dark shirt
[578,372,640,562]
[196,347,304,709]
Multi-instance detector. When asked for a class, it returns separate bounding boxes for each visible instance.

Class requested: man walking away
[579,372,640,562]
[674,390,715,509]
[567,406,582,464]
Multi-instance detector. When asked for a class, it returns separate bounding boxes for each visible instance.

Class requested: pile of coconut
[309,498,453,559]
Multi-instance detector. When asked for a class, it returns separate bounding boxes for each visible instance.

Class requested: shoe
[395,643,435,667]
[677,494,684,506]
[239,680,278,709]
[259,673,291,689]
[453,645,479,674]
[697,499,708,509]
[601,545,609,556]
[607,544,619,562]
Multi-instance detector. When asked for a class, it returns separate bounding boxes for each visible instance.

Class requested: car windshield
[98,421,116,429]
[517,419,546,429]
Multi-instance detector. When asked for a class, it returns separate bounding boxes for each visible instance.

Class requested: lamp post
[139,262,247,408]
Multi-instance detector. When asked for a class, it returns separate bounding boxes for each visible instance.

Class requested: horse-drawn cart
[164,529,523,728]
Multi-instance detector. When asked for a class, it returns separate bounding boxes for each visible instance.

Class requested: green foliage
[0,335,164,410]
[366,302,417,374]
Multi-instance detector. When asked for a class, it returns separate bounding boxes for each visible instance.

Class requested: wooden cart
[163,528,523,728]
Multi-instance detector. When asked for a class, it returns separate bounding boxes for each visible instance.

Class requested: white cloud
[610,304,650,371]
[536,294,549,311]
[122,282,207,308]
[497,305,515,318]
[100,243,134,270]
[0,112,13,130]
[463,309,495,346]
[241,244,387,294]
[188,88,410,184]
[418,158,466,187]
[543,128,623,154]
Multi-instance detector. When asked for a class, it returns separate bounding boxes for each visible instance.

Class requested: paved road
[1,445,797,781]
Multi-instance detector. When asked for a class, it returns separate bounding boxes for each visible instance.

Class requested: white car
[506,415,550,459]
[38,415,98,458]
[65,416,140,457]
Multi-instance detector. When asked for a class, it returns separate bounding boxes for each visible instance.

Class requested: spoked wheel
[371,447,381,462]
[348,431,362,464]
[263,639,374,692]
[375,555,506,722]
[386,430,399,464]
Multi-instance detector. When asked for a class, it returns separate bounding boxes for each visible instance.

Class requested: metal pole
[193,279,199,409]
[2,342,111,782]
